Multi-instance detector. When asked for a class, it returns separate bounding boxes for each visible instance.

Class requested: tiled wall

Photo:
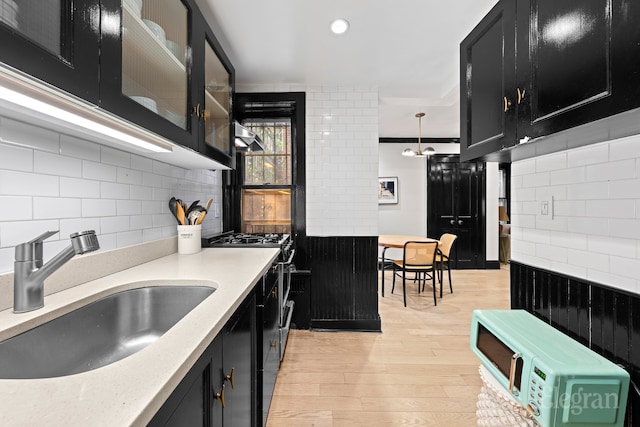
[305,86,379,236]
[0,115,223,274]
[238,83,380,237]
[511,133,640,294]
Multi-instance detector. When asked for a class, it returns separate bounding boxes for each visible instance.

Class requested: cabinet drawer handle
[517,87,526,104]
[503,97,511,112]
[193,103,202,118]
[224,367,235,389]
[214,384,226,408]
[271,287,277,298]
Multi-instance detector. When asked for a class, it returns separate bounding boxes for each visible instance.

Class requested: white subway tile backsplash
[101,146,131,168]
[609,134,640,161]
[0,142,33,171]
[60,177,100,198]
[117,168,143,185]
[130,215,152,230]
[587,235,637,258]
[130,185,154,201]
[34,197,81,219]
[609,218,640,240]
[567,248,609,271]
[0,170,59,196]
[549,167,585,185]
[101,216,130,234]
[0,196,32,221]
[567,181,608,200]
[130,154,153,172]
[82,160,117,182]
[567,143,609,167]
[536,152,567,172]
[82,199,117,217]
[34,151,82,178]
[101,182,130,199]
[609,178,640,199]
[513,131,640,294]
[586,199,635,218]
[117,230,143,247]
[117,200,142,216]
[585,159,636,182]
[567,217,609,235]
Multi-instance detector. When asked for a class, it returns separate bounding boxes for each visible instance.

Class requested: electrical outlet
[214,204,221,218]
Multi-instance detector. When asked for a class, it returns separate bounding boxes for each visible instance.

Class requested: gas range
[202,231,290,248]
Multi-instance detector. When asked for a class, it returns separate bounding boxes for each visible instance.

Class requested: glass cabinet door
[203,38,231,156]
[0,0,100,101]
[121,0,188,130]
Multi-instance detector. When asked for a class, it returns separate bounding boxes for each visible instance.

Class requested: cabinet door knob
[450,219,455,225]
[224,367,235,389]
[503,96,512,112]
[214,384,226,408]
[517,87,526,104]
[458,220,463,225]
[271,287,278,298]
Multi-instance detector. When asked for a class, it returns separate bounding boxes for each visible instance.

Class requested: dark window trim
[225,92,308,268]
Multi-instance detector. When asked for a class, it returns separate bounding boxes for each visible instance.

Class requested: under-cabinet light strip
[0,65,173,153]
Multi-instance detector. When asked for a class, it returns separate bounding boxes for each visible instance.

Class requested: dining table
[378,234,440,297]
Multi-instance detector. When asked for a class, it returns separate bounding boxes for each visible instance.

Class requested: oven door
[278,248,295,326]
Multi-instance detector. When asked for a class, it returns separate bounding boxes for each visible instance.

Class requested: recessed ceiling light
[330,18,350,35]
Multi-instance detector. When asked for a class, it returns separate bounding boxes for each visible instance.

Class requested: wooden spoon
[205,198,213,211]
[175,201,185,225]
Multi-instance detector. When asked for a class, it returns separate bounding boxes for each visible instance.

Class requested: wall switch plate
[541,201,549,215]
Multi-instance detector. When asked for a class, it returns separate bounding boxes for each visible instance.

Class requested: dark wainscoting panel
[307,236,381,332]
[510,261,640,426]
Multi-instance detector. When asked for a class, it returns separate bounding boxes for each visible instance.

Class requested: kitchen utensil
[187,210,201,226]
[185,200,200,217]
[195,209,207,225]
[175,201,185,225]
[168,197,180,224]
[205,198,212,211]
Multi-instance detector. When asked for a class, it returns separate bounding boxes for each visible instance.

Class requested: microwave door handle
[509,353,521,396]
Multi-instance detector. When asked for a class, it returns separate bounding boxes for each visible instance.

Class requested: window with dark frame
[240,119,292,234]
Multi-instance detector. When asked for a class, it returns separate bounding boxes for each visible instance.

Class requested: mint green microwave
[471,310,629,427]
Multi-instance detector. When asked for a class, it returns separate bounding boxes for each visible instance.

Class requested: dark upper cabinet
[0,0,235,168]
[459,0,516,162]
[461,0,640,162]
[0,0,100,102]
[99,0,235,167]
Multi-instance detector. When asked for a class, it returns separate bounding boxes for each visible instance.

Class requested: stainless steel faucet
[13,230,100,313]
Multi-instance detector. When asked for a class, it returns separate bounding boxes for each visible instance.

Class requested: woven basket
[476,365,540,427]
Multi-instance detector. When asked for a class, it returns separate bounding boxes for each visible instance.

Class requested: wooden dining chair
[391,241,439,307]
[435,233,458,297]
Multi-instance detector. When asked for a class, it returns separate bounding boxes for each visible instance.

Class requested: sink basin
[0,284,215,379]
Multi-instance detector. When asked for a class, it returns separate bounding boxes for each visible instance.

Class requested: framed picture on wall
[378,177,398,204]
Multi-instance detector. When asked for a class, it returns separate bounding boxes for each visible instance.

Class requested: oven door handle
[509,352,521,396]
[282,248,296,266]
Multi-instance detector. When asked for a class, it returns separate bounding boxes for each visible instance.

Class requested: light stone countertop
[0,247,279,427]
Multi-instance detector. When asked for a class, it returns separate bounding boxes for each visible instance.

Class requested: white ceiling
[195,0,497,138]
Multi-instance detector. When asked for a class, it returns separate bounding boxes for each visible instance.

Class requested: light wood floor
[266,266,511,427]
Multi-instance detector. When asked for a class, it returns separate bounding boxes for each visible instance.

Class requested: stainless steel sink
[0,285,215,379]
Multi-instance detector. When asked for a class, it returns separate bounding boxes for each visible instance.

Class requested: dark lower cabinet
[148,290,256,427]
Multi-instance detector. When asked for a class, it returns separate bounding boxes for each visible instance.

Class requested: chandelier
[401,112,435,157]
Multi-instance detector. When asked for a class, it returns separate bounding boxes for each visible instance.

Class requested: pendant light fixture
[402,112,435,157]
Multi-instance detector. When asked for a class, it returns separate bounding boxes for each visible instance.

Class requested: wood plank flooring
[266,266,511,427]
